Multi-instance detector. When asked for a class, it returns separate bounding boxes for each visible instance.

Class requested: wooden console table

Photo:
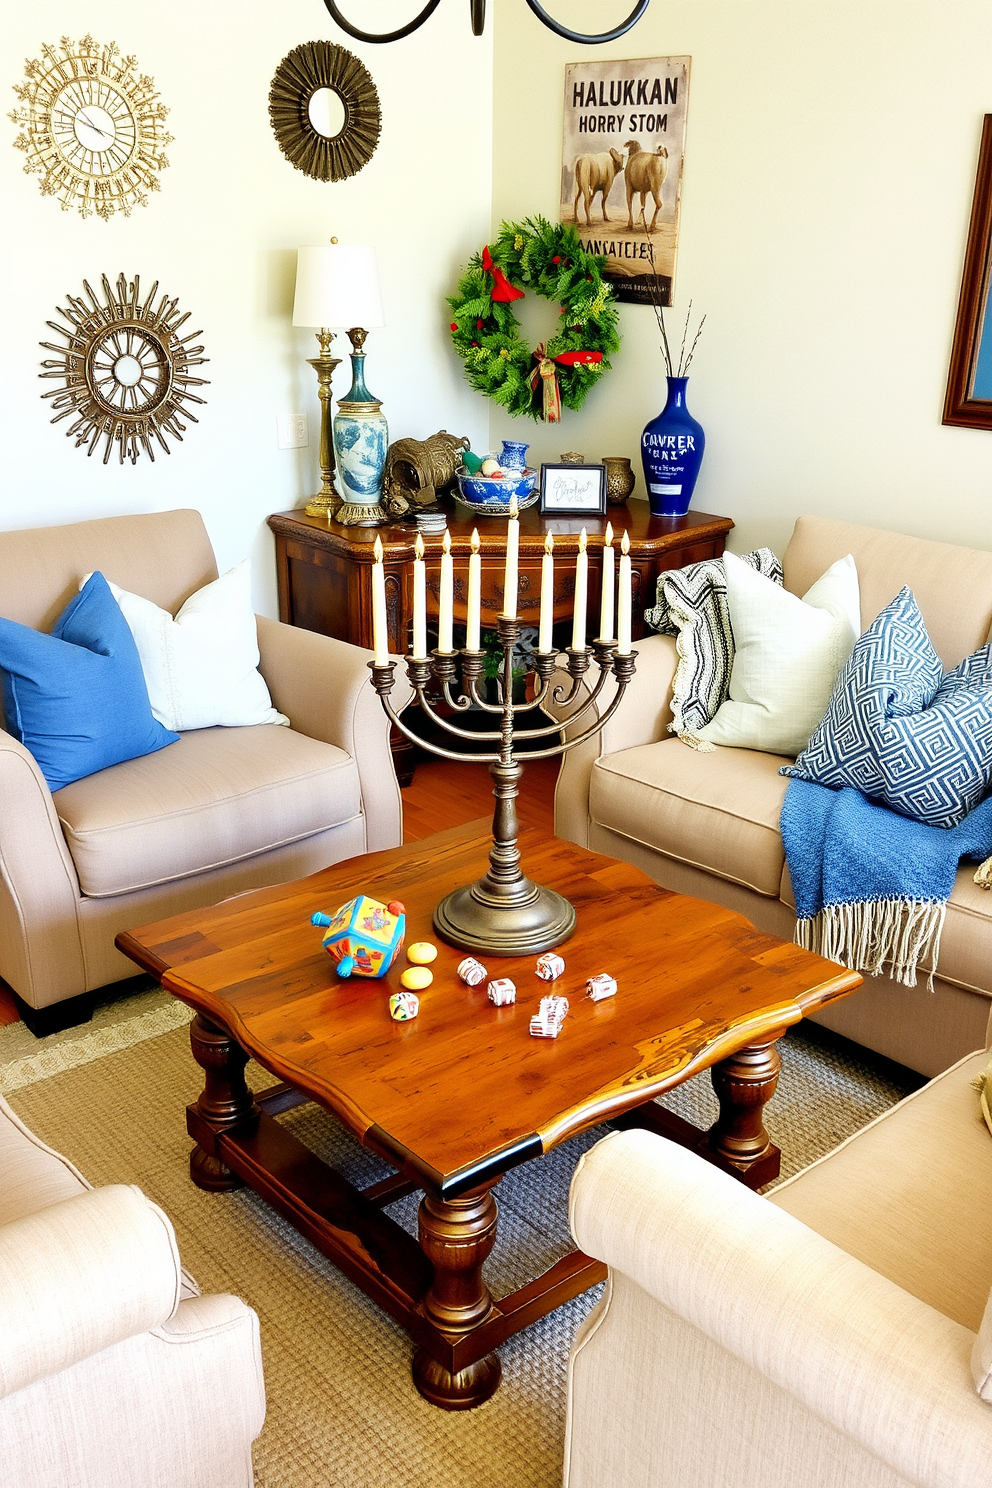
[268,502,733,652]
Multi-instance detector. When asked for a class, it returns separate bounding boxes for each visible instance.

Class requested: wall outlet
[277,413,309,449]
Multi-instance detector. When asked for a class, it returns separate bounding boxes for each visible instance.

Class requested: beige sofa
[0,1094,264,1486]
[555,517,992,1077]
[565,1031,992,1488]
[0,510,409,1035]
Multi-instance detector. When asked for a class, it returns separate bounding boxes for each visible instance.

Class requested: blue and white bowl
[454,461,539,517]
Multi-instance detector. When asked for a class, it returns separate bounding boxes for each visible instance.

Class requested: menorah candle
[503,494,520,618]
[571,528,588,650]
[371,535,388,665]
[617,530,632,654]
[467,528,482,650]
[538,533,555,652]
[439,529,454,651]
[412,532,427,659]
[599,521,615,641]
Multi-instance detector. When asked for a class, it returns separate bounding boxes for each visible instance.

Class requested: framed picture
[945,115,992,429]
[559,56,690,307]
[539,463,607,516]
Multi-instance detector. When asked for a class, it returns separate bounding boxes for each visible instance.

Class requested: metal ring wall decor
[322,0,650,45]
[39,273,209,465]
[269,41,381,183]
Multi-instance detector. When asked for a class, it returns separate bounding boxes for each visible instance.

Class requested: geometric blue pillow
[0,571,179,793]
[782,586,992,829]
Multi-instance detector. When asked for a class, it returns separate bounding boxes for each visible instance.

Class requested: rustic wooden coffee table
[117,821,860,1410]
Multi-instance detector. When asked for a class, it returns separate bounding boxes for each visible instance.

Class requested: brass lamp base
[337,500,387,527]
[433,879,576,956]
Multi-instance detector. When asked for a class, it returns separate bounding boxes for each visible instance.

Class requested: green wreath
[447,216,620,422]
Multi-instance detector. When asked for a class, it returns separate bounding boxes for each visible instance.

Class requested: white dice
[487,978,517,1006]
[586,973,617,1002]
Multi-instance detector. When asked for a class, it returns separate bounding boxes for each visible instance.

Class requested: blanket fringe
[674,729,716,752]
[974,856,992,889]
[795,898,946,990]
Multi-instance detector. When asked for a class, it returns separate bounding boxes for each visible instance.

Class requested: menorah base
[433,878,576,956]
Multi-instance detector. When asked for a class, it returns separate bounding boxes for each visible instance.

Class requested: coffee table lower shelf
[186,1013,784,1411]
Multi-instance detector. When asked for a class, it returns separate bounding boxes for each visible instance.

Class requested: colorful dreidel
[311,896,405,979]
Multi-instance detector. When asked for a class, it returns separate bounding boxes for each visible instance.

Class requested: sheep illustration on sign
[312,895,406,978]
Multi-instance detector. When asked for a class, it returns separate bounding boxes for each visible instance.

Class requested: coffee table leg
[189,1013,258,1192]
[412,1182,502,1410]
[707,1036,782,1186]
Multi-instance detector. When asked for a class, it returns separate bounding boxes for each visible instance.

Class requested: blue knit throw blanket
[780,777,992,986]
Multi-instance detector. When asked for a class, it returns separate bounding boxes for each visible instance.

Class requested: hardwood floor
[402,754,559,842]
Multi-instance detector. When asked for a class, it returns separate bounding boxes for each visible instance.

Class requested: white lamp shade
[292,244,385,330]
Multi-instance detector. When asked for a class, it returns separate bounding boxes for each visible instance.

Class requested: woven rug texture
[0,987,919,1488]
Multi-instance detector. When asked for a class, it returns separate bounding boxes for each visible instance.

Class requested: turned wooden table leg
[412,1181,501,1410]
[707,1035,783,1188]
[188,1013,258,1192]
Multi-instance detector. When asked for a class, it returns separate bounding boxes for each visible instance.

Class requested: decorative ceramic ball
[407,942,438,965]
[389,991,419,1021]
[311,897,405,979]
[401,966,433,991]
[480,457,502,477]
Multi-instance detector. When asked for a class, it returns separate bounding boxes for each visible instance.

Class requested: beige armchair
[0,510,410,1035]
[565,1028,992,1488]
[0,1094,264,1487]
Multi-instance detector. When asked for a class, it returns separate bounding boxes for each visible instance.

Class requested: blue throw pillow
[782,587,992,829]
[0,571,179,792]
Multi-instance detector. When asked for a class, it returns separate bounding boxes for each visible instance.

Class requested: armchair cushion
[0,1185,182,1398]
[770,1049,992,1332]
[590,738,791,896]
[0,572,178,792]
[54,723,362,897]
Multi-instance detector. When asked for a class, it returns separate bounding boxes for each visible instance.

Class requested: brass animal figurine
[382,430,470,518]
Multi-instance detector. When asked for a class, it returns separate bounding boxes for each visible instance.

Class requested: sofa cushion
[770,1049,992,1332]
[0,1095,89,1227]
[54,725,362,897]
[589,738,791,896]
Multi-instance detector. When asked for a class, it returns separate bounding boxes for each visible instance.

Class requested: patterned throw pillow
[783,587,992,829]
[642,548,782,743]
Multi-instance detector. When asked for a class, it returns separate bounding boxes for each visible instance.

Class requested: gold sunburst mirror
[9,35,172,220]
[268,41,381,183]
[40,274,209,465]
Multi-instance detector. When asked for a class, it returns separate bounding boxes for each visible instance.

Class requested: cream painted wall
[492,1,992,560]
[0,2,493,616]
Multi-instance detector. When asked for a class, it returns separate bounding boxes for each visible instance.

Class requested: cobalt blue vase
[640,376,705,518]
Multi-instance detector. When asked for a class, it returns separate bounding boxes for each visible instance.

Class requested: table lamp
[292,240,386,522]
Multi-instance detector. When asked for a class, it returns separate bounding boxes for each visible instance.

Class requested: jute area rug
[0,985,919,1488]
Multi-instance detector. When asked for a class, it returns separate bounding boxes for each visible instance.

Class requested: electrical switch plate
[277,413,309,449]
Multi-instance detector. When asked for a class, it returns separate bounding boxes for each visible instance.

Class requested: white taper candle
[617,529,632,654]
[467,528,482,650]
[599,521,615,641]
[539,533,555,653]
[503,494,519,618]
[571,528,588,650]
[439,529,454,652]
[412,532,427,659]
[371,534,388,665]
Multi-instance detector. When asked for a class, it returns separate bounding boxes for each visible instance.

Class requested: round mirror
[113,354,143,387]
[307,87,346,139]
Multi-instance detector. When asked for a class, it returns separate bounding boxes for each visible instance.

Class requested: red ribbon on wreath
[481,246,525,303]
[530,344,604,423]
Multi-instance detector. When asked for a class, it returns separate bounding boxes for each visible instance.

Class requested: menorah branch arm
[412,687,506,746]
[508,664,613,741]
[368,664,499,763]
[508,659,637,761]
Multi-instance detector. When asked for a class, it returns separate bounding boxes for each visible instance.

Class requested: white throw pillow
[696,552,861,756]
[82,561,289,732]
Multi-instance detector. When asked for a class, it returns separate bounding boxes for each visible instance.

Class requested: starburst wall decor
[9,35,172,220]
[40,274,210,465]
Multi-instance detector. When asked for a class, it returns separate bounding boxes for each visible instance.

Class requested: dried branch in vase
[639,213,706,377]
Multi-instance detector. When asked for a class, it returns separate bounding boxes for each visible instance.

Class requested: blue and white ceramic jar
[499,439,530,473]
[640,377,705,518]
[333,339,388,525]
